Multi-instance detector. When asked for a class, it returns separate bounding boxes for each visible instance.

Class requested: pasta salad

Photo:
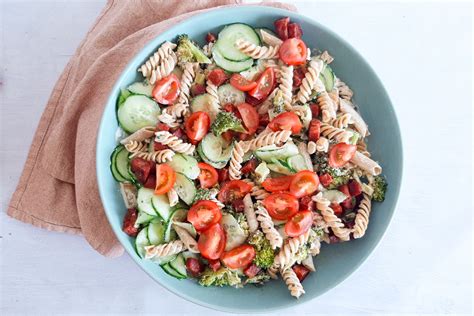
[110,16,387,298]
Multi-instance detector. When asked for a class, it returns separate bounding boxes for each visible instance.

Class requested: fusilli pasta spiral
[235,38,280,59]
[331,113,352,129]
[315,137,329,153]
[206,80,221,113]
[132,149,175,163]
[295,59,324,104]
[317,89,337,122]
[242,179,270,200]
[138,41,176,78]
[353,193,372,239]
[245,130,292,151]
[155,131,195,155]
[313,192,351,241]
[229,141,247,180]
[320,123,353,143]
[148,52,178,85]
[124,141,148,157]
[255,201,283,250]
[275,229,312,271]
[278,64,294,110]
[144,240,186,259]
[282,268,305,299]
[335,78,354,100]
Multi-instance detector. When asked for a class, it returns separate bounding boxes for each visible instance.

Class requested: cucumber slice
[127,81,153,96]
[191,94,220,121]
[135,211,155,227]
[215,23,260,61]
[212,47,253,73]
[151,194,172,221]
[181,251,199,261]
[267,160,295,175]
[197,145,227,169]
[320,65,335,92]
[199,133,233,166]
[322,189,348,203]
[113,146,134,182]
[221,213,247,251]
[173,173,196,205]
[169,254,187,278]
[152,254,177,265]
[165,208,188,242]
[161,262,185,279]
[135,227,150,258]
[117,95,160,133]
[217,84,245,106]
[239,65,260,81]
[167,154,200,180]
[255,142,299,162]
[137,188,157,216]
[147,220,165,245]
[117,88,132,109]
[110,147,127,182]
[287,154,311,172]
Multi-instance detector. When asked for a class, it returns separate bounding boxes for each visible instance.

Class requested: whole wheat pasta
[242,194,259,233]
[320,123,353,143]
[335,77,354,100]
[144,240,186,259]
[132,149,175,163]
[155,131,195,155]
[313,192,351,241]
[157,109,182,129]
[281,268,305,299]
[229,141,247,180]
[331,113,353,129]
[315,137,329,152]
[319,51,334,64]
[167,188,179,207]
[316,88,337,122]
[350,151,382,176]
[274,229,312,271]
[255,201,283,250]
[295,59,324,104]
[120,126,155,145]
[259,29,283,47]
[339,98,369,138]
[119,182,137,209]
[353,193,372,239]
[124,140,148,157]
[176,62,197,107]
[307,141,317,155]
[148,52,178,84]
[173,224,199,253]
[245,130,292,151]
[235,38,280,59]
[242,179,270,200]
[312,211,329,233]
[278,64,294,110]
[328,89,340,108]
[138,41,176,78]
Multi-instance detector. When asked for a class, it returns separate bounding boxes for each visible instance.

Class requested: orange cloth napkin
[7,0,295,257]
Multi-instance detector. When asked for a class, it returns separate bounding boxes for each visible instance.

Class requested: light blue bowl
[97,5,402,313]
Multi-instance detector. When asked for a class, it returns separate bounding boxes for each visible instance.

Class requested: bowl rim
[96,5,403,313]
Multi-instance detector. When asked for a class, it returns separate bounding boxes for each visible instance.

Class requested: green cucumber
[198,133,233,168]
[169,254,187,278]
[322,189,348,203]
[127,80,153,96]
[135,227,150,258]
[161,262,185,279]
[117,88,132,109]
[217,84,245,106]
[215,23,260,61]
[167,154,200,180]
[113,146,134,182]
[164,208,188,242]
[320,65,335,92]
[117,95,160,133]
[190,93,220,121]
[147,220,165,245]
[267,158,295,175]
[137,188,157,216]
[135,211,155,226]
[255,142,299,162]
[287,154,311,172]
[173,173,196,205]
[110,147,127,182]
[212,47,253,73]
[221,213,247,251]
[151,194,172,222]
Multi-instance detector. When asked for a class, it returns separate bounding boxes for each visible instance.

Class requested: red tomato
[208,259,221,272]
[274,17,290,40]
[244,264,261,278]
[191,83,206,97]
[263,193,299,220]
[154,164,176,195]
[308,119,321,142]
[246,94,264,106]
[261,175,294,192]
[208,68,228,86]
[248,68,275,100]
[230,74,257,91]
[221,131,234,142]
[236,103,259,135]
[279,38,307,66]
[292,264,310,282]
[341,197,355,210]
[293,66,306,87]
[288,22,303,38]
[319,173,333,187]
[122,208,139,237]
[185,111,210,144]
[221,244,256,269]
[339,184,351,197]
[153,141,168,151]
[285,210,313,237]
[198,224,226,260]
[299,196,315,212]
[218,168,230,183]
[241,158,258,175]
[289,170,320,198]
[206,32,217,43]
[152,73,180,105]
[338,184,354,210]
[188,200,222,231]
[269,112,303,135]
[232,199,245,213]
[198,162,218,189]
[155,122,170,132]
[218,180,252,204]
[310,103,320,117]
[330,202,343,216]
[258,113,270,127]
[186,258,203,276]
[348,180,362,197]
[130,157,154,184]
[329,143,357,168]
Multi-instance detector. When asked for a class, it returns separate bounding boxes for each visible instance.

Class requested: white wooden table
[1,1,472,314]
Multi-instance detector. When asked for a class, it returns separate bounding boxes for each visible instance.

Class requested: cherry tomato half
[292,264,310,282]
[198,223,226,260]
[218,180,252,204]
[261,175,294,192]
[248,68,275,100]
[268,112,303,135]
[152,73,180,105]
[221,244,256,269]
[185,111,210,144]
[279,38,307,66]
[188,200,222,231]
[154,164,176,195]
[263,192,299,221]
[328,143,357,168]
[289,170,319,198]
[236,103,259,135]
[198,162,218,189]
[285,210,313,237]
[230,74,257,92]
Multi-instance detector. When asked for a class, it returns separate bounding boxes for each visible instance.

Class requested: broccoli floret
[211,111,246,136]
[199,267,242,287]
[372,175,387,202]
[313,153,351,189]
[176,34,211,64]
[245,271,271,285]
[193,188,212,203]
[248,231,275,269]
